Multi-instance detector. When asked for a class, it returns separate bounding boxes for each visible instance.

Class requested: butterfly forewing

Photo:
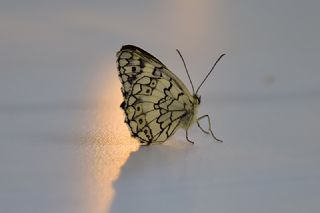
[117,45,166,98]
[117,45,194,145]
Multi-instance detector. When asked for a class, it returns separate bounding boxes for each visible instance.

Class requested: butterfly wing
[117,45,193,98]
[123,75,195,144]
[117,45,195,145]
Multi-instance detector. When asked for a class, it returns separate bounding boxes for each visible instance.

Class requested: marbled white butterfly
[117,45,224,145]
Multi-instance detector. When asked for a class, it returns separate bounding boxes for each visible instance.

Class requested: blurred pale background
[1,0,320,213]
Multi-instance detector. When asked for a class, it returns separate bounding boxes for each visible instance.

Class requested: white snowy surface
[1,1,320,213]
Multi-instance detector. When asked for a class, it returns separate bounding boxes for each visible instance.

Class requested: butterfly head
[193,94,201,105]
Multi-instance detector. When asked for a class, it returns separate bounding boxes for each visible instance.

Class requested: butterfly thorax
[179,94,200,129]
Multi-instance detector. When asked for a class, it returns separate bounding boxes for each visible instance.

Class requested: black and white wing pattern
[117,45,196,145]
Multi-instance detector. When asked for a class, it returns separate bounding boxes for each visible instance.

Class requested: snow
[1,1,320,213]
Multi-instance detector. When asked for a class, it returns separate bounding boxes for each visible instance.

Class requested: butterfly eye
[198,96,201,104]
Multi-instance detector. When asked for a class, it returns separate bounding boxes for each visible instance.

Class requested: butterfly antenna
[176,49,195,94]
[196,54,226,95]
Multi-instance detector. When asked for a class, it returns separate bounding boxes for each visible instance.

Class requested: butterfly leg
[185,129,194,144]
[197,120,210,134]
[197,115,223,143]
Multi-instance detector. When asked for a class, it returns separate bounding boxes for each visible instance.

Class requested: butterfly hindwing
[123,74,191,144]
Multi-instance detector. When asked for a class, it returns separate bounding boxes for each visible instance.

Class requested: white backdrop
[0,0,319,212]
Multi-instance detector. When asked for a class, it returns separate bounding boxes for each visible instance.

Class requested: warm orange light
[83,63,140,213]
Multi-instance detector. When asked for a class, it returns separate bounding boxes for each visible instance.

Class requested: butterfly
[116,45,225,145]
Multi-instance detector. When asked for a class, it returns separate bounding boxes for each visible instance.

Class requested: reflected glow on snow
[84,64,139,213]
